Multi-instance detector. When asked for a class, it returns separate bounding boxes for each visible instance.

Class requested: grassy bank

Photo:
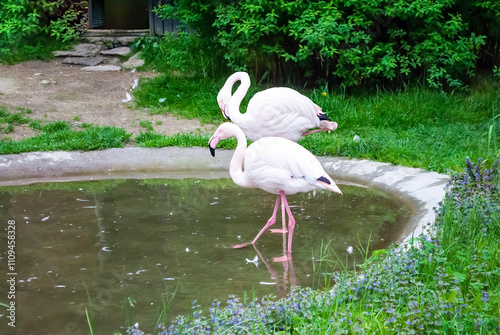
[118,159,499,334]
[0,107,131,153]
[2,77,499,174]
[132,74,500,174]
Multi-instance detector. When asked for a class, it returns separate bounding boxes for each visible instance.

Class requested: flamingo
[209,122,342,259]
[216,72,338,142]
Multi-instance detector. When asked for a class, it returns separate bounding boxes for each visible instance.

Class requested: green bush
[0,0,42,53]
[158,0,499,89]
[37,0,88,42]
[0,0,87,63]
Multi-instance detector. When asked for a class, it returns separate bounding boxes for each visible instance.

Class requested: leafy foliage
[0,0,87,63]
[38,0,88,42]
[158,0,499,89]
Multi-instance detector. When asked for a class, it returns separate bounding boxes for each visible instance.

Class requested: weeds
[0,107,31,133]
[139,119,154,132]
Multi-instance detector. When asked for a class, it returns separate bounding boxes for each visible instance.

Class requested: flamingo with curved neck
[209,122,342,259]
[216,72,338,142]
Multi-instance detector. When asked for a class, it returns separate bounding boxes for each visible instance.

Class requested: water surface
[0,178,411,334]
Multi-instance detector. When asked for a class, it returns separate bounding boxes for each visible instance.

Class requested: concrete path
[0,147,449,246]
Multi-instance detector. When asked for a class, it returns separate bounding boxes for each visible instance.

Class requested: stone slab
[81,65,122,72]
[122,58,145,69]
[100,46,131,56]
[61,56,107,66]
[53,43,103,57]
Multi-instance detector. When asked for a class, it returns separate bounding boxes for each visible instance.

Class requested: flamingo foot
[232,243,251,249]
[270,228,288,233]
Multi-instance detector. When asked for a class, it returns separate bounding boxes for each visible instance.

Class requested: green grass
[0,107,31,133]
[139,119,154,131]
[132,74,224,124]
[135,131,236,149]
[131,76,500,173]
[0,120,131,154]
[0,108,131,154]
[300,86,500,172]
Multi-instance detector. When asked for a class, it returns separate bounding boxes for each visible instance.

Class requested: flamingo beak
[317,176,343,194]
[221,105,231,121]
[209,135,220,157]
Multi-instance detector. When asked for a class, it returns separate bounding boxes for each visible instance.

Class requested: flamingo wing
[239,88,319,142]
[244,137,334,194]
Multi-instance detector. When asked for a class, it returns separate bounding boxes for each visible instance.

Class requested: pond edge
[0,147,449,246]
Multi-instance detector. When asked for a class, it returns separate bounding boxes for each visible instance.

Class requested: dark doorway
[89,0,149,29]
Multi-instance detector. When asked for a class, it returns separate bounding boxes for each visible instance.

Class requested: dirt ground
[0,59,215,143]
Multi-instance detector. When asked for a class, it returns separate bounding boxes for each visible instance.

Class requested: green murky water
[0,178,411,334]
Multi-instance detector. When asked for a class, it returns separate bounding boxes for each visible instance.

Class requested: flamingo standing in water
[209,122,342,259]
[217,72,338,142]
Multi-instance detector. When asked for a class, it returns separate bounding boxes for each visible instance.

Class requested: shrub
[158,0,498,89]
[0,0,87,63]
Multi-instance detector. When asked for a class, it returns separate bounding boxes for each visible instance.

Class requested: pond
[0,177,411,334]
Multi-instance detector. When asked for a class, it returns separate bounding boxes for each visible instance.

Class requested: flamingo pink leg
[270,194,288,234]
[302,123,338,137]
[273,191,295,262]
[233,193,281,249]
[280,192,296,252]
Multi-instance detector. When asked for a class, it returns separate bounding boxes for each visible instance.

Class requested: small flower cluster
[446,157,499,203]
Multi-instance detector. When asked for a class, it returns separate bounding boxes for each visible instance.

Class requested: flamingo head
[216,92,231,121]
[208,123,240,157]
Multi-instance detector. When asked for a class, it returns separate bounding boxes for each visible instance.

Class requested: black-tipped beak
[209,135,218,157]
[209,133,221,157]
[317,176,331,185]
[222,106,231,121]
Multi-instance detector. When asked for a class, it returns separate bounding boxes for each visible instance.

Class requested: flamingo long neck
[227,72,251,125]
[229,127,251,188]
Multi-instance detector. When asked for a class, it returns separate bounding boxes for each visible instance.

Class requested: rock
[106,57,123,66]
[53,43,103,57]
[39,79,56,85]
[61,57,107,66]
[100,47,131,56]
[81,65,122,72]
[122,53,145,69]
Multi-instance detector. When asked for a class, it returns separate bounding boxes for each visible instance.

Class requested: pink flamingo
[217,72,338,142]
[209,122,342,259]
